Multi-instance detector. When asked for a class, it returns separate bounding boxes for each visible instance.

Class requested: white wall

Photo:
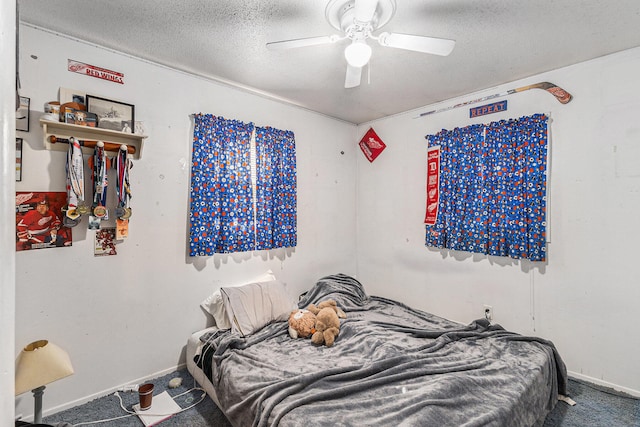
[356,47,640,396]
[1,1,16,425]
[13,25,357,419]
[13,21,640,421]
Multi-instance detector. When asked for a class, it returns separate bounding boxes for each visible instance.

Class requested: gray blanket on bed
[197,274,567,427]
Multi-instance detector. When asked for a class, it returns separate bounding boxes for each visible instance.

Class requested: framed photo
[59,87,86,105]
[16,138,23,181]
[86,95,135,133]
[16,96,30,132]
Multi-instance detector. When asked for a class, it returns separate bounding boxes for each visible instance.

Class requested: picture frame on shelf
[16,138,23,181]
[86,95,135,133]
[16,96,30,132]
[59,87,85,105]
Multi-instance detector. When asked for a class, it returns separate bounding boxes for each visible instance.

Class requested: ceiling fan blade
[344,64,362,88]
[354,0,378,23]
[378,32,455,56]
[266,35,340,50]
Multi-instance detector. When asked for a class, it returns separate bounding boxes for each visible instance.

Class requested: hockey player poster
[16,192,72,251]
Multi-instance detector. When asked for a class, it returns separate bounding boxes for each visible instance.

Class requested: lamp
[344,40,372,68]
[15,340,74,424]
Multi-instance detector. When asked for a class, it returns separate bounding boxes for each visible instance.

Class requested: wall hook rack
[48,135,136,155]
[40,119,146,159]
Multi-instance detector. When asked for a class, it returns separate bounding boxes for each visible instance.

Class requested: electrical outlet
[483,305,493,322]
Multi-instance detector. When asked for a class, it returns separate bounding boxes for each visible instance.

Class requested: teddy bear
[307,299,346,347]
[288,308,317,339]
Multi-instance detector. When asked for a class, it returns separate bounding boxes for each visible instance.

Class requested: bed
[186,274,567,427]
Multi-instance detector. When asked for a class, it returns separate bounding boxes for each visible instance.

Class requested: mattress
[188,274,567,427]
[186,326,221,408]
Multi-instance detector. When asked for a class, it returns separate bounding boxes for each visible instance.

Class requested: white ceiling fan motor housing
[325,0,397,35]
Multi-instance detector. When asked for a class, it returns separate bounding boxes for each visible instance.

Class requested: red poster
[424,147,440,225]
[15,192,73,251]
[359,127,386,162]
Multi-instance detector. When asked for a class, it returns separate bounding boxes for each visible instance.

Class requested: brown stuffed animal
[307,300,346,347]
[288,309,317,339]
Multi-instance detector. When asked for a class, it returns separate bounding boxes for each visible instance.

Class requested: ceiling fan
[266,0,455,88]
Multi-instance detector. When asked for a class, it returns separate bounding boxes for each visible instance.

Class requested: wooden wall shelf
[41,119,147,159]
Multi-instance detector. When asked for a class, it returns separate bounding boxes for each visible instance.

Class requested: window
[425,113,548,261]
[189,114,296,255]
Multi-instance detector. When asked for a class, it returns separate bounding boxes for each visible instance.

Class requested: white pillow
[220,280,296,337]
[201,271,276,328]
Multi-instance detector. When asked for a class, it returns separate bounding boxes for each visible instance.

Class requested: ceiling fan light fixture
[345,41,372,67]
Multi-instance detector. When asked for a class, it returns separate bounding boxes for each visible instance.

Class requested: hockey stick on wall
[415,82,573,118]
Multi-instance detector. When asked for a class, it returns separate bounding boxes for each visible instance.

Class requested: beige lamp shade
[15,340,74,395]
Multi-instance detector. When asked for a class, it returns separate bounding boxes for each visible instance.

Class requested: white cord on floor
[71,387,207,426]
[72,412,134,426]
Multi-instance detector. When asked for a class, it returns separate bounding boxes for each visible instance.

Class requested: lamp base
[32,385,45,424]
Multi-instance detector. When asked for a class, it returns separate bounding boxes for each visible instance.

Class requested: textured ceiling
[18,0,640,124]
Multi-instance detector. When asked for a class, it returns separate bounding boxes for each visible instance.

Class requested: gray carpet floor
[44,369,639,427]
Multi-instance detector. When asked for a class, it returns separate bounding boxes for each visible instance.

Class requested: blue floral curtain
[189,114,254,255]
[189,115,297,255]
[254,126,297,250]
[425,113,548,261]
